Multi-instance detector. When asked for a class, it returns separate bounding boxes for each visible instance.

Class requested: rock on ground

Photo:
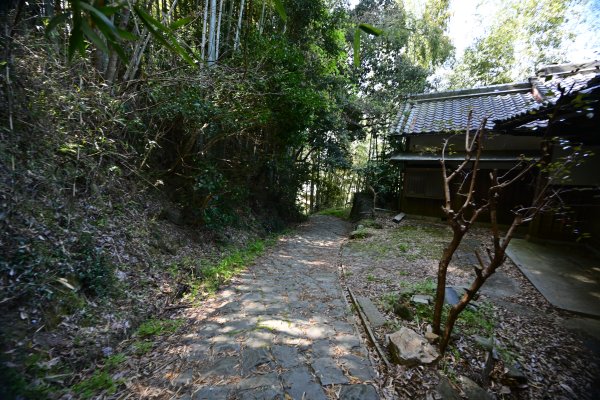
[388,327,439,366]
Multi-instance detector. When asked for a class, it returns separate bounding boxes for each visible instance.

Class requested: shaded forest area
[0,0,453,397]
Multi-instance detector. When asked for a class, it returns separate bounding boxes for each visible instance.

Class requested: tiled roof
[393,61,600,136]
[389,152,539,162]
[495,70,600,130]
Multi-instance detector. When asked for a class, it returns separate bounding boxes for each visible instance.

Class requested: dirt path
[126,215,379,399]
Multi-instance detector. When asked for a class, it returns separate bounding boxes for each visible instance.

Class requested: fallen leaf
[57,277,76,290]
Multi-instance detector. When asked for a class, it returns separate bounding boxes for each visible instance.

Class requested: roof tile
[393,65,600,135]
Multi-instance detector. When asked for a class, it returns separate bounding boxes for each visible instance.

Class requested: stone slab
[242,347,273,374]
[479,270,521,299]
[212,335,241,354]
[561,317,600,341]
[199,357,239,378]
[172,369,194,386]
[159,216,378,400]
[459,376,493,400]
[436,376,460,400]
[339,354,375,382]
[339,384,379,400]
[272,345,302,368]
[333,333,362,352]
[356,296,386,328]
[237,372,280,390]
[392,213,406,223]
[193,386,231,400]
[282,367,327,400]
[238,387,284,399]
[507,239,600,317]
[411,294,433,305]
[444,286,462,305]
[312,357,349,386]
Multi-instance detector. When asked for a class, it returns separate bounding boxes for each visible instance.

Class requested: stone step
[356,296,386,328]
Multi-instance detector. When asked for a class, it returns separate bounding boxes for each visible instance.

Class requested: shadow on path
[130,215,380,400]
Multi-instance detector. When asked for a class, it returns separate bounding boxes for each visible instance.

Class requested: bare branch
[458,122,486,218]
[501,215,523,252]
[464,109,473,150]
[488,170,500,248]
[497,157,535,181]
[474,249,486,270]
[493,161,536,190]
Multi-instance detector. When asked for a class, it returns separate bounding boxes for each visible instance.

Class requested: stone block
[388,327,439,366]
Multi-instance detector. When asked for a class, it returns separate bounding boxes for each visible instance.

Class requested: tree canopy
[1,0,455,223]
[447,0,575,88]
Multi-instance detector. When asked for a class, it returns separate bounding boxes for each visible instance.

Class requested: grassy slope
[0,42,285,400]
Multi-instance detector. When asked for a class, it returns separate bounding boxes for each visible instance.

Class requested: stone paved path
[171,215,379,400]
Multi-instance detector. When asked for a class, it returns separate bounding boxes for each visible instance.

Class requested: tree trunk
[225,0,234,51]
[215,0,224,60]
[123,0,178,84]
[2,0,24,139]
[93,20,109,75]
[258,0,265,34]
[44,0,54,16]
[201,0,208,60]
[233,0,245,51]
[105,7,131,85]
[309,155,315,212]
[207,0,217,66]
[439,247,506,353]
[432,228,464,335]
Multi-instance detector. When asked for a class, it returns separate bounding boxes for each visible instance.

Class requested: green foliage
[46,0,133,61]
[182,237,275,301]
[130,318,184,357]
[392,224,451,260]
[456,302,496,336]
[316,207,351,219]
[38,0,451,225]
[439,353,459,384]
[133,5,196,65]
[400,278,437,297]
[351,0,450,99]
[200,239,269,293]
[448,0,573,88]
[353,23,383,66]
[72,370,118,399]
[381,279,439,323]
[349,227,371,239]
[0,359,54,399]
[355,159,403,208]
[357,218,382,229]
[105,353,127,370]
[449,19,517,87]
[348,222,449,259]
[46,0,198,64]
[75,233,116,298]
[68,351,128,398]
[1,1,467,397]
[272,0,288,22]
[380,292,400,311]
[390,278,496,339]
[133,340,154,355]
[406,0,454,70]
[135,319,184,338]
[1,228,115,330]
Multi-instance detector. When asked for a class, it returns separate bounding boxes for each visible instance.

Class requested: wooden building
[390,61,600,244]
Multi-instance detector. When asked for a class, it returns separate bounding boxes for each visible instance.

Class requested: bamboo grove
[1,0,454,224]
